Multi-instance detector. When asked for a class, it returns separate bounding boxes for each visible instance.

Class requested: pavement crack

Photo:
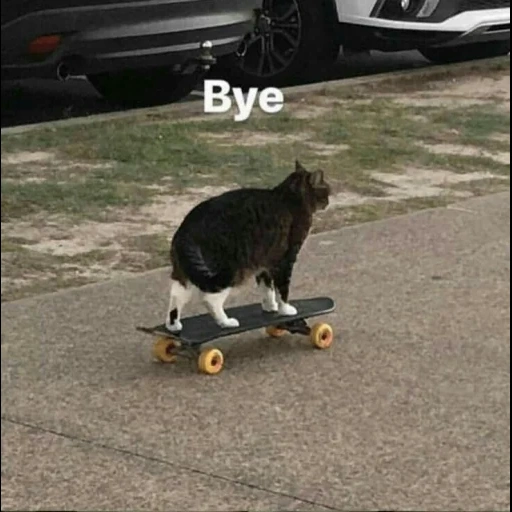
[2,416,341,511]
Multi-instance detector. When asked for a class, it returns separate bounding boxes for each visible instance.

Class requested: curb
[1,55,509,136]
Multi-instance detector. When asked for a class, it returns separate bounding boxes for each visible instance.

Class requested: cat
[165,160,331,332]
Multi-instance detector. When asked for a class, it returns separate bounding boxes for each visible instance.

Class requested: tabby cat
[165,160,331,332]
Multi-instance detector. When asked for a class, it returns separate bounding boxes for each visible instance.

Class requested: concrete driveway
[1,193,510,511]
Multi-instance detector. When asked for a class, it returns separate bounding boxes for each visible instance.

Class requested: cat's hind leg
[276,290,298,316]
[256,271,278,312]
[272,248,300,316]
[165,279,193,332]
[202,288,239,329]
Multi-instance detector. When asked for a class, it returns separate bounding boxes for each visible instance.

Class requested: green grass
[3,98,509,218]
[2,97,509,221]
[430,106,510,145]
[115,233,171,271]
[1,179,153,221]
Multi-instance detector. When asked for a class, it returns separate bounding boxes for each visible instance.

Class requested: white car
[218,0,510,87]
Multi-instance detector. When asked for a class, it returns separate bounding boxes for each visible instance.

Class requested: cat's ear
[295,160,306,172]
[308,169,324,188]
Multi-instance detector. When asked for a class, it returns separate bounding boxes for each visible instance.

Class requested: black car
[1,0,259,105]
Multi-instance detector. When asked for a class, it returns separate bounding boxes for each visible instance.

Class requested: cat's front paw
[219,317,240,329]
[279,303,298,316]
[166,319,183,333]
[262,298,279,313]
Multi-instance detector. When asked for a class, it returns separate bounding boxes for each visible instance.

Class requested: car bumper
[341,8,510,50]
[1,0,259,80]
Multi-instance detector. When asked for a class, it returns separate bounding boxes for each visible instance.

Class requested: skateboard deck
[137,296,335,347]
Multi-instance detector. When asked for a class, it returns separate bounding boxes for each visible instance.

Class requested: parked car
[1,0,259,106]
[216,0,511,88]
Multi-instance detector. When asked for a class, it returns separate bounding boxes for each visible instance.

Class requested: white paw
[262,299,279,312]
[166,319,183,332]
[219,317,240,329]
[279,303,298,316]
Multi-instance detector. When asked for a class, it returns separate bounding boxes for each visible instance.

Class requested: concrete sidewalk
[2,193,510,511]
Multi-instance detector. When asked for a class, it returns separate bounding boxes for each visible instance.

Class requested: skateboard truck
[276,318,311,336]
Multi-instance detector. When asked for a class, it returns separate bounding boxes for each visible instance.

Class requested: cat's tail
[170,238,223,292]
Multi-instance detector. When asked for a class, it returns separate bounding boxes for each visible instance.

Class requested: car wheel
[215,0,339,89]
[419,40,510,64]
[87,67,201,107]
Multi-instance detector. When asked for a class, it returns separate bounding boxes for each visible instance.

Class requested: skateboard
[136,296,336,375]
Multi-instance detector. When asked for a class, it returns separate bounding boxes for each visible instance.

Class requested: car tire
[87,67,201,107]
[214,0,339,89]
[419,40,510,65]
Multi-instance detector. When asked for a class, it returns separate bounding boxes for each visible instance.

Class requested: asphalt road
[2,193,510,511]
[0,50,430,128]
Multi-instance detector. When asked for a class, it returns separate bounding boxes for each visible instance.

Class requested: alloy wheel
[235,0,302,78]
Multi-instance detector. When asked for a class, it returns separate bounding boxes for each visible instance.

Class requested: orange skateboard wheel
[265,326,287,338]
[310,323,334,349]
[152,337,178,363]
[198,348,224,375]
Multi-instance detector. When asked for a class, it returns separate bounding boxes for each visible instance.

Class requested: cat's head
[279,160,331,212]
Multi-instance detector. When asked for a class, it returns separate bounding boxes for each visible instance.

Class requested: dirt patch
[200,131,311,147]
[305,142,350,156]
[394,74,510,113]
[372,168,508,200]
[290,103,332,119]
[312,96,374,106]
[436,75,510,114]
[394,97,491,108]
[54,161,114,171]
[2,176,47,184]
[201,129,348,155]
[490,133,511,143]
[2,151,54,165]
[2,150,114,185]
[135,185,234,231]
[439,75,510,100]
[1,185,233,258]
[420,143,510,165]
[329,168,508,207]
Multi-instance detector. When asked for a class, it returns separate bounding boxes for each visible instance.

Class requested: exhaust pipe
[56,61,70,81]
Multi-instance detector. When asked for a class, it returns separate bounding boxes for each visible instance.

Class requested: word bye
[203,79,284,122]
